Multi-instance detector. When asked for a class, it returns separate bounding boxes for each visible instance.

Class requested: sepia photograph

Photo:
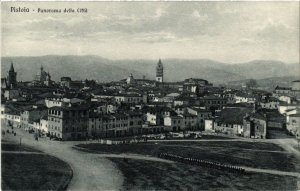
[1,1,300,191]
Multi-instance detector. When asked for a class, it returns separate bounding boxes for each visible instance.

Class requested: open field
[1,142,41,152]
[155,140,285,151]
[111,158,298,191]
[1,143,73,191]
[76,141,299,172]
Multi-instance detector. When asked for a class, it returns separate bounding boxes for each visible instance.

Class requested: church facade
[32,66,53,86]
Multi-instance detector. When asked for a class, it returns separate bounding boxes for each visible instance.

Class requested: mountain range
[1,55,299,85]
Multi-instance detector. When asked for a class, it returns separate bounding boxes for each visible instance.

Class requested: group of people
[95,137,148,145]
[2,127,17,136]
[158,153,246,174]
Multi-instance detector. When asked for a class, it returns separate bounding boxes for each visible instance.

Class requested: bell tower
[8,62,17,88]
[156,59,163,83]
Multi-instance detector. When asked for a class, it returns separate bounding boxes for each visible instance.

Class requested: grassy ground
[199,134,233,139]
[76,141,298,172]
[1,144,73,191]
[155,141,285,151]
[111,158,298,191]
[1,142,41,152]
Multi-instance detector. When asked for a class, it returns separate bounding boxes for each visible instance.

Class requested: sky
[1,1,299,63]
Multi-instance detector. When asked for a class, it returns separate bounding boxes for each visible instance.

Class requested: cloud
[255,19,299,44]
[132,32,191,43]
[238,38,258,45]
[1,2,299,63]
[192,10,209,22]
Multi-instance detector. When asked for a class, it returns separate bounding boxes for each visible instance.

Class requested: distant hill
[1,55,299,84]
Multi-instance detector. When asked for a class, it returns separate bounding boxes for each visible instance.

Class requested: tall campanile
[8,62,17,88]
[156,59,163,83]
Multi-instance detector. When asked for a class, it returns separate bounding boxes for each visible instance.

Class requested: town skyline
[2,2,299,63]
[2,56,299,88]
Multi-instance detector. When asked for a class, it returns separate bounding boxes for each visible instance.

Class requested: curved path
[2,126,123,191]
[274,139,300,158]
[1,151,47,155]
[242,166,300,178]
[101,154,300,178]
[74,146,300,178]
[92,153,174,163]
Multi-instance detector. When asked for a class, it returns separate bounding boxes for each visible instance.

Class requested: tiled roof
[216,108,252,125]
[50,105,90,111]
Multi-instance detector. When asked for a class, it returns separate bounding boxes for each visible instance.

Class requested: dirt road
[2,126,123,191]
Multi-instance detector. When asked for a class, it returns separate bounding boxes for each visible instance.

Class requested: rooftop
[216,108,252,125]
[289,114,300,117]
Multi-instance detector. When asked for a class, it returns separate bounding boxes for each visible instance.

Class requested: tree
[246,79,258,89]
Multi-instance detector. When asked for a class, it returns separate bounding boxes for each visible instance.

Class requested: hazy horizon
[2,54,299,65]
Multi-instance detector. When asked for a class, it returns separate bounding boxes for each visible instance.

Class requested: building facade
[48,106,89,140]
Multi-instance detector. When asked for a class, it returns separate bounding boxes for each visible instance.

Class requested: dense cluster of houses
[1,60,300,140]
